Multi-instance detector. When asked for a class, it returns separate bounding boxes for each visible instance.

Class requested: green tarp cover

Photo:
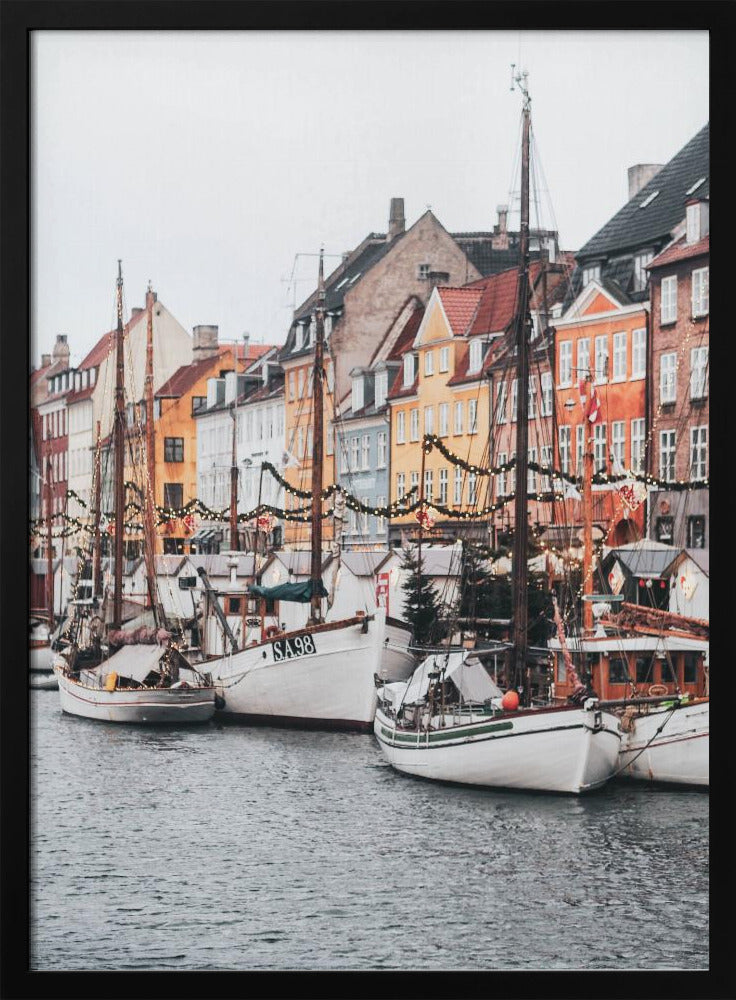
[248,579,328,603]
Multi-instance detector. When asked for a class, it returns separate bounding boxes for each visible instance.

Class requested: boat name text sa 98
[271,634,317,661]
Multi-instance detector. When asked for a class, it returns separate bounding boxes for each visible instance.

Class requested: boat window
[659,658,677,686]
[607,656,629,685]
[635,657,654,684]
[683,652,699,684]
[555,653,566,684]
[228,597,242,615]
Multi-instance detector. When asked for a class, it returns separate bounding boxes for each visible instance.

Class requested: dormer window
[686,200,708,244]
[417,263,430,281]
[351,374,364,414]
[582,264,600,287]
[90,367,96,385]
[294,324,304,351]
[374,370,388,409]
[403,354,415,387]
[468,339,485,374]
[309,317,316,345]
[633,251,654,292]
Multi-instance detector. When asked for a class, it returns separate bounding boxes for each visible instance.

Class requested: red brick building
[646,197,709,548]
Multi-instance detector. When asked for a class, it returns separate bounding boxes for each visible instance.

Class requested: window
[350,436,360,471]
[307,370,313,397]
[438,402,449,437]
[439,346,450,372]
[339,437,349,474]
[396,472,405,501]
[559,425,571,475]
[418,263,430,280]
[361,434,370,470]
[559,341,573,387]
[403,354,415,388]
[690,426,707,480]
[611,421,625,469]
[577,338,590,380]
[540,445,552,492]
[631,328,646,379]
[351,376,364,413]
[631,418,646,474]
[686,515,706,549]
[375,498,386,535]
[510,379,518,422]
[527,447,537,494]
[691,267,709,317]
[655,516,674,544]
[424,406,434,437]
[454,400,463,435]
[439,468,448,505]
[377,431,387,468]
[410,471,419,497]
[424,350,434,376]
[164,437,184,462]
[298,370,306,400]
[594,336,608,383]
[508,451,516,492]
[541,372,553,416]
[660,353,677,404]
[294,324,304,351]
[582,263,600,286]
[683,651,699,683]
[468,472,477,506]
[528,375,537,419]
[686,203,701,243]
[374,371,388,409]
[610,332,627,382]
[661,276,678,324]
[594,424,607,473]
[163,483,183,509]
[690,347,708,400]
[608,657,630,685]
[424,469,433,502]
[410,409,419,441]
[468,399,477,434]
[576,425,584,475]
[633,251,653,292]
[468,339,484,373]
[659,429,676,481]
[454,466,463,505]
[396,411,405,444]
[636,657,655,685]
[494,382,507,425]
[297,427,305,460]
[288,372,295,401]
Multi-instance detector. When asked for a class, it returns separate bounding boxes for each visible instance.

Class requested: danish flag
[579,378,601,424]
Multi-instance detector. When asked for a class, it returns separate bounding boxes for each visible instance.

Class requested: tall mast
[581,372,594,633]
[92,421,102,599]
[511,71,532,694]
[230,379,239,552]
[45,453,54,627]
[112,260,126,630]
[142,282,162,626]
[309,249,326,624]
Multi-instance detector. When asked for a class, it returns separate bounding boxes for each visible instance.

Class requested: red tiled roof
[79,330,115,370]
[647,234,709,270]
[467,267,524,337]
[387,372,418,400]
[436,287,483,337]
[156,354,230,398]
[65,384,96,406]
[387,306,425,361]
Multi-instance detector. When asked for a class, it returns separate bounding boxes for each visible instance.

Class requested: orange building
[552,280,649,546]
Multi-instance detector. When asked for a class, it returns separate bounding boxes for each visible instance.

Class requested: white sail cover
[401,652,503,705]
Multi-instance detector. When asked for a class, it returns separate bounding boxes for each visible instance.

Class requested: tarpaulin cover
[247,579,328,603]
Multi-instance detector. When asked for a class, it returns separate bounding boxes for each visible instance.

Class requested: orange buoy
[501,690,519,711]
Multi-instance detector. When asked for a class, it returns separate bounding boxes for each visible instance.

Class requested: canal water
[30,690,708,971]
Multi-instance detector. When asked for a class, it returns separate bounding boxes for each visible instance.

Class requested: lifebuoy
[648,684,669,697]
[265,625,280,639]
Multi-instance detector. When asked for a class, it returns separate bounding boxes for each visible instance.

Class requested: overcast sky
[32,29,709,367]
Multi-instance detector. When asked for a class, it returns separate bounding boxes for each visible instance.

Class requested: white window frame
[495,381,508,424]
[559,341,573,388]
[403,354,415,388]
[374,370,388,409]
[424,469,433,502]
[660,275,678,324]
[582,264,600,287]
[690,346,708,400]
[510,380,518,423]
[351,376,364,414]
[593,423,607,473]
[576,424,585,475]
[527,447,537,494]
[612,332,627,382]
[660,352,677,405]
[691,267,709,318]
[468,399,478,434]
[438,402,449,437]
[410,409,419,442]
[454,466,463,506]
[558,425,571,475]
[396,410,406,444]
[424,350,434,376]
[350,436,360,471]
[377,431,387,468]
[594,335,608,384]
[468,472,477,506]
[424,406,434,437]
[577,338,590,380]
[633,251,653,292]
[439,468,448,505]
[690,426,707,481]
[375,497,386,535]
[439,346,450,373]
[611,420,625,469]
[528,375,538,419]
[541,371,553,416]
[453,400,463,436]
[631,418,645,474]
[631,327,646,380]
[361,434,370,470]
[496,452,507,497]
[659,429,676,482]
[396,472,405,501]
[468,339,484,374]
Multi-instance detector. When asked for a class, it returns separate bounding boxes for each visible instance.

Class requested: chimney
[628,164,663,201]
[241,333,250,370]
[492,205,510,249]
[52,334,70,365]
[388,197,405,241]
[192,324,220,362]
[41,353,51,367]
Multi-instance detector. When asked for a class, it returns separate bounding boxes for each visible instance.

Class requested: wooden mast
[45,453,54,628]
[510,71,533,697]
[230,399,239,552]
[308,249,326,624]
[581,370,595,633]
[112,260,126,630]
[92,421,102,599]
[142,282,162,626]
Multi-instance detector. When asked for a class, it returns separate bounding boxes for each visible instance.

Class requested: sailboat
[200,252,386,730]
[53,263,216,723]
[374,72,622,793]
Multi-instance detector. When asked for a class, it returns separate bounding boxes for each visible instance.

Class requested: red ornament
[182,514,195,535]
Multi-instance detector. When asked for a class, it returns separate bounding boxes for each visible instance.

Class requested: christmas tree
[400,546,446,646]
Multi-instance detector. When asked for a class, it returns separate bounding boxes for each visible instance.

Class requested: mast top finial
[317,246,325,305]
[510,65,531,110]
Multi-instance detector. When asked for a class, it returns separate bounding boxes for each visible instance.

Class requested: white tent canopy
[401,652,503,706]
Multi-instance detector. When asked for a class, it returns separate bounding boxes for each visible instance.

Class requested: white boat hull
[618,700,709,787]
[380,619,416,682]
[54,665,216,724]
[374,702,622,794]
[207,610,386,730]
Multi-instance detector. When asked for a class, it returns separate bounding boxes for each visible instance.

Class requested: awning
[191,528,215,542]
